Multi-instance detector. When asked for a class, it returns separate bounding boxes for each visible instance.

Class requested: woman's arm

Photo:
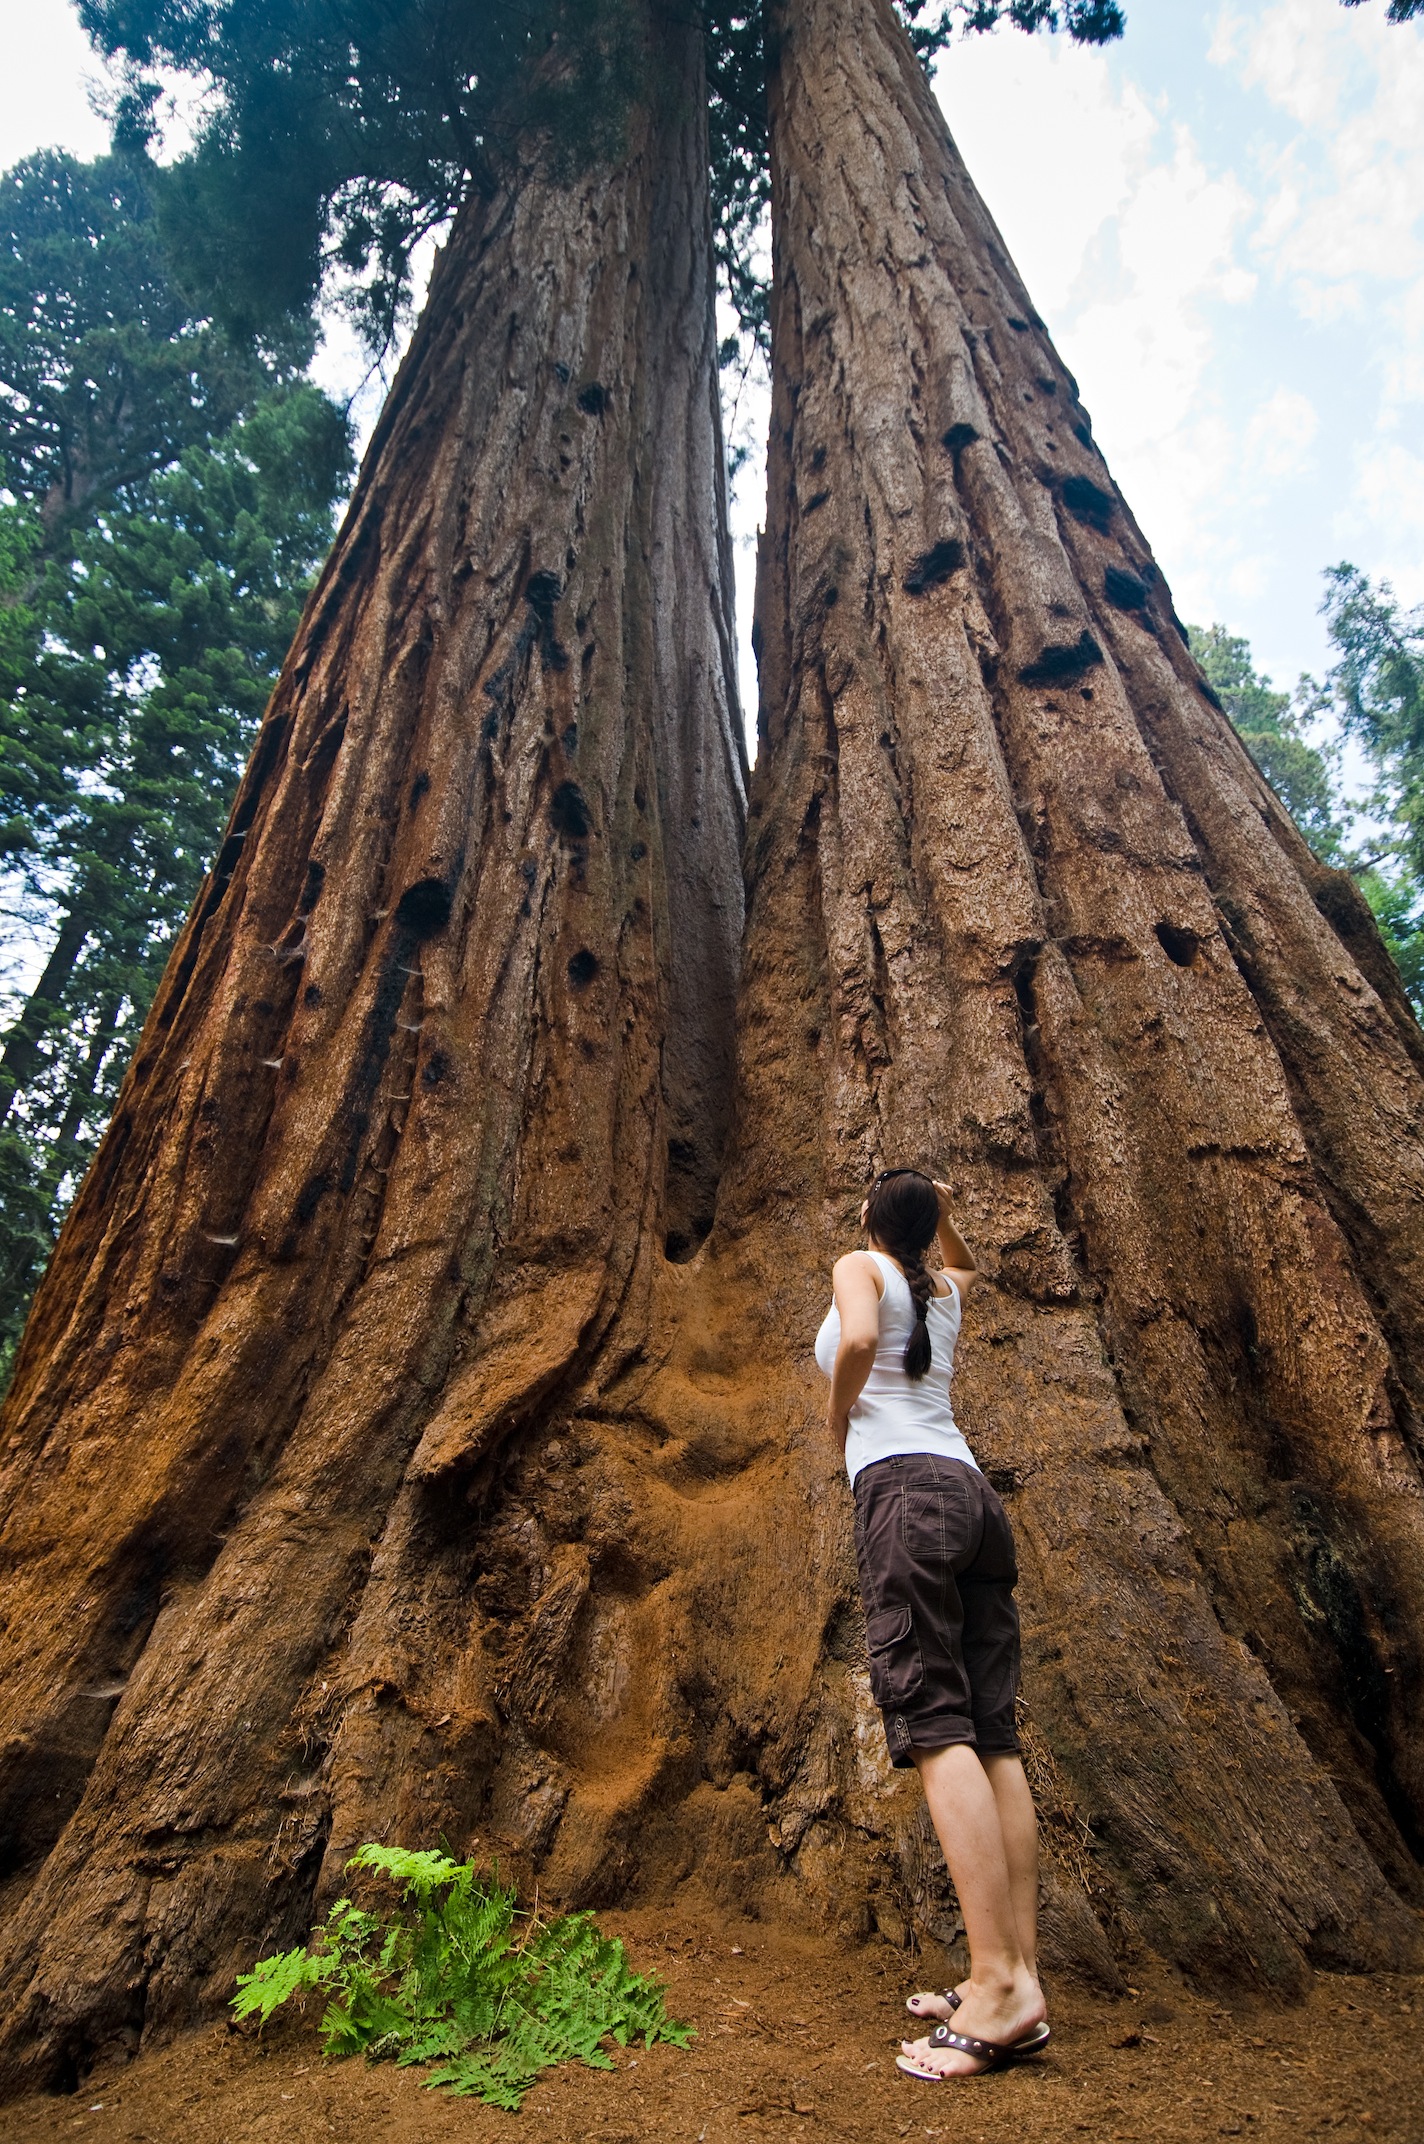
[828,1251,882,1449]
[932,1179,978,1302]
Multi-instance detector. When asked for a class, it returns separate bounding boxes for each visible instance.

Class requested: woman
[814,1167,1048,2080]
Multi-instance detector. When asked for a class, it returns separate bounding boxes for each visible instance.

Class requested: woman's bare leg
[983,1751,1039,1979]
[907,1749,1040,2020]
[902,1744,1044,2075]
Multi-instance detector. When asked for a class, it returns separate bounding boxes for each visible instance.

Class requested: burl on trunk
[2,0,1423,2092]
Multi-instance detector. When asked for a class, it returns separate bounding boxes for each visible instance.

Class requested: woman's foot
[899,1969,1046,2079]
[904,1984,964,2023]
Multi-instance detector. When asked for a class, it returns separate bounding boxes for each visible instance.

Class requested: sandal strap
[929,2026,1007,2062]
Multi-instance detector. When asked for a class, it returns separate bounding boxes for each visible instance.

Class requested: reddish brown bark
[0,7,744,2085]
[731,0,1424,1986]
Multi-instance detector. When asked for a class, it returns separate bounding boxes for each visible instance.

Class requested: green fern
[231,1845,693,2110]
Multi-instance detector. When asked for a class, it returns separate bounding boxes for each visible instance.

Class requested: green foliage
[1188,586,1424,1022]
[1312,563,1424,1014]
[899,1,1125,60]
[1357,865,1424,1008]
[1319,563,1424,879]
[1342,0,1424,21]
[0,150,311,548]
[1187,622,1346,860]
[0,380,349,1358]
[80,0,1126,366]
[232,1846,692,2112]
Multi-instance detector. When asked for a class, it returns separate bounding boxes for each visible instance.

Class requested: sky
[932,0,1424,698]
[2,0,1421,726]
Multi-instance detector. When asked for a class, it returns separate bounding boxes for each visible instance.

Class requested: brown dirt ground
[5,1908,1422,2144]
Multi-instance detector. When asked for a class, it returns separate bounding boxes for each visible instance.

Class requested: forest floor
[5,1907,1422,2144]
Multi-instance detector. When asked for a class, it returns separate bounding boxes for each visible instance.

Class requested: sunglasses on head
[869,1168,931,1188]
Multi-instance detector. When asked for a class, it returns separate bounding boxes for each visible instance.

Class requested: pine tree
[1187,609,1424,1018]
[0,153,351,1366]
[1186,624,1344,859]
[0,385,352,1362]
[0,151,311,545]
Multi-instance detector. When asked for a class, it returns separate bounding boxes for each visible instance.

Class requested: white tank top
[814,1250,978,1486]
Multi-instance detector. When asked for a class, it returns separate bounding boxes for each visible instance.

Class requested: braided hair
[864,1168,941,1379]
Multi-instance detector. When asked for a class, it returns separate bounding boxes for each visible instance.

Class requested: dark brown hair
[864,1168,940,1379]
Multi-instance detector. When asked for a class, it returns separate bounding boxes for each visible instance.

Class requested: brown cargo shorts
[852,1452,1021,1767]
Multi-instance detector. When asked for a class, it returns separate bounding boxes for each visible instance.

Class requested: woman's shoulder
[833,1247,886,1298]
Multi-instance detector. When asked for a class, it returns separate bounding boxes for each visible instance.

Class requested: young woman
[814,1167,1048,2081]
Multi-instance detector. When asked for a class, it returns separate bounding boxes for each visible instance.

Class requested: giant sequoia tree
[0,0,745,2083]
[2,0,1424,2094]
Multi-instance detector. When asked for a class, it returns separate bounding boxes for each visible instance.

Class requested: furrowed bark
[731,0,1424,1987]
[0,4,744,2085]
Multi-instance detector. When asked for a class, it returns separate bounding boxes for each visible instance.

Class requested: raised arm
[828,1250,883,1450]
[932,1179,978,1302]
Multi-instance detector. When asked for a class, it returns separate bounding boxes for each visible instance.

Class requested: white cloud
[0,0,112,168]
[1214,0,1424,612]
[935,35,1257,625]
[1346,437,1424,590]
[1244,387,1319,482]
[1071,129,1251,454]
[937,31,1158,318]
[1215,0,1424,311]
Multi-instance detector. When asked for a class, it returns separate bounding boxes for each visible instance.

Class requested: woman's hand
[828,1403,852,1448]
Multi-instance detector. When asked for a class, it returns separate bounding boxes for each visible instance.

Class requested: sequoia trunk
[0,6,744,2085]
[729,0,1424,1985]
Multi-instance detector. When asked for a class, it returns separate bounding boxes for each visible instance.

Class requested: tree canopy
[0,151,312,548]
[1189,579,1424,1018]
[80,0,1126,359]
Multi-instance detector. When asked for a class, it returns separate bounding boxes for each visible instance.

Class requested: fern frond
[231,1946,322,2024]
[231,1842,690,2107]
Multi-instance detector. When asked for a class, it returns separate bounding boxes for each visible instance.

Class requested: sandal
[904,1987,962,2021]
[895,2020,1051,2081]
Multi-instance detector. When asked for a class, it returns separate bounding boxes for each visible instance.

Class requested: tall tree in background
[1187,623,1345,859]
[0,152,351,1367]
[1189,585,1424,1014]
[1319,565,1424,975]
[0,153,308,546]
[2,0,1424,2095]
